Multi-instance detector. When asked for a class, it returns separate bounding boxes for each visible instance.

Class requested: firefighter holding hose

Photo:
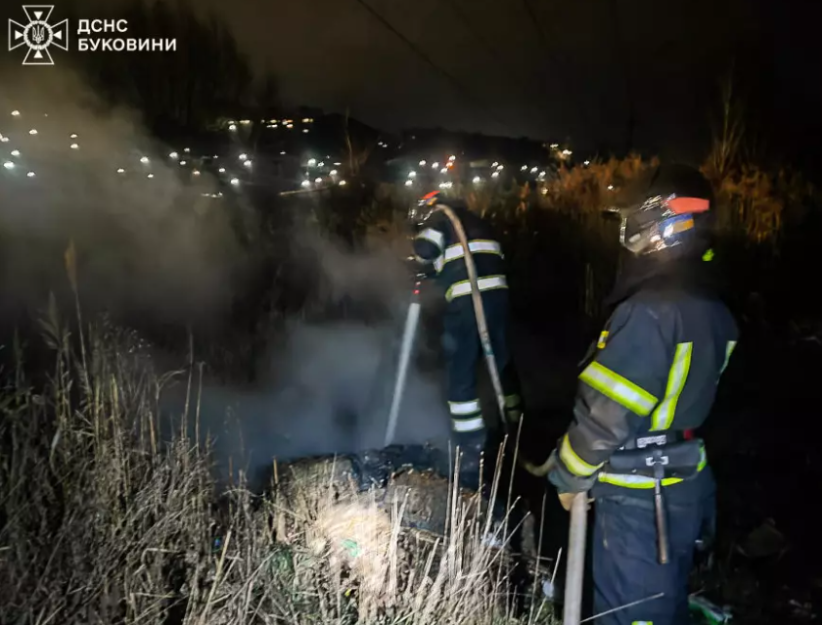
[409,190,524,493]
[545,164,738,625]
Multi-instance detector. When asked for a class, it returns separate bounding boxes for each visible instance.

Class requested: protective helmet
[407,190,443,229]
[617,164,714,257]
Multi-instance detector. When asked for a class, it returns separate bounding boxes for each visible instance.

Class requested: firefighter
[545,164,738,625]
[410,190,523,491]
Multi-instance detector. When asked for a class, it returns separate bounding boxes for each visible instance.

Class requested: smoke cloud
[0,66,450,487]
[0,66,246,327]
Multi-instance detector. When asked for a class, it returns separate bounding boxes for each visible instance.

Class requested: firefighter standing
[410,191,523,491]
[546,165,738,625]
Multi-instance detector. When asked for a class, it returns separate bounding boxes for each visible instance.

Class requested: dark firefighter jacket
[412,205,508,304]
[549,254,739,502]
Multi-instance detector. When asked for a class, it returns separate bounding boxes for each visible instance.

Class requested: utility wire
[519,0,594,133]
[352,0,507,132]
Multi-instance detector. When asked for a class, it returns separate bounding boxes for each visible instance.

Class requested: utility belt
[605,429,703,481]
[600,430,705,567]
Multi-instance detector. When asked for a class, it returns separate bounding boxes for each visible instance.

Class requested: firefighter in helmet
[410,190,524,492]
[546,164,738,624]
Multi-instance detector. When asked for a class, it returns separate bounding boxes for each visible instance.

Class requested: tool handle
[562,492,589,625]
[654,482,670,564]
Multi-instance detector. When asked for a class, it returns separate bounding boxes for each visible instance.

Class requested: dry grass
[0,295,557,625]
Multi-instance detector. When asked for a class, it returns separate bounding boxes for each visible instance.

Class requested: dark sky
[65,0,822,161]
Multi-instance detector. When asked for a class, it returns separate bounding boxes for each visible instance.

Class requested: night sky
[33,0,822,163]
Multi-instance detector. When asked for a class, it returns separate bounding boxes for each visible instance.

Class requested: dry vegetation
[0,288,557,624]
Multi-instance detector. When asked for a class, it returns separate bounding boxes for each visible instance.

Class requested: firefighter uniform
[547,164,739,625]
[412,197,522,488]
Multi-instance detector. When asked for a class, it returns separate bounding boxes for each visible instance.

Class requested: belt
[620,429,694,450]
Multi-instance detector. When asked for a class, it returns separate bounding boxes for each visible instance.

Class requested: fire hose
[431,204,589,625]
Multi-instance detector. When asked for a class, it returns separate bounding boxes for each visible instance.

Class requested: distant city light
[219,167,226,173]
[0,136,8,143]
[473,176,482,184]
[229,124,237,131]
[29,129,37,135]
[440,168,448,174]
[550,143,559,149]
[584,160,591,166]
[492,172,500,178]
[11,150,20,157]
[147,174,154,179]
[243,160,252,168]
[448,155,456,161]
[419,160,427,166]
[521,165,528,171]
[492,162,498,167]
[330,169,338,176]
[70,143,79,150]
[562,149,573,156]
[281,151,287,155]
[240,120,251,125]
[315,177,323,184]
[193,169,201,176]
[408,171,417,178]
[339,180,347,186]
[140,156,150,164]
[497,164,504,170]
[70,134,78,139]
[308,158,317,167]
[531,167,538,174]
[11,110,20,116]
[239,153,247,160]
[607,185,614,190]
[27,171,35,178]
[405,180,413,187]
[117,168,125,174]
[184,148,190,153]
[432,162,439,169]
[3,161,14,169]
[180,160,187,166]
[286,124,294,129]
[230,178,240,186]
[303,129,309,133]
[318,161,325,167]
[539,171,546,178]
[169,152,179,160]
[301,180,311,188]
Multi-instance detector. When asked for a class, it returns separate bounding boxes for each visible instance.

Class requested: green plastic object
[689,595,732,624]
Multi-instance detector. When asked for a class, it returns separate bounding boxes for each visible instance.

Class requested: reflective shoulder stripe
[434,256,444,273]
[446,275,508,301]
[452,415,485,432]
[560,434,603,477]
[650,342,693,431]
[579,361,658,417]
[720,340,737,375]
[448,399,481,416]
[599,444,707,488]
[416,227,444,250]
[597,331,609,349]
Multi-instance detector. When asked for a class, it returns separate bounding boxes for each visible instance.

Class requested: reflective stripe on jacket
[412,206,507,303]
[553,283,738,492]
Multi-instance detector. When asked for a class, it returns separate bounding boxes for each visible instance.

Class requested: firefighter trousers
[592,490,715,625]
[441,290,522,448]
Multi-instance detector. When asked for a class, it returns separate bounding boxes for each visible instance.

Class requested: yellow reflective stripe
[721,340,737,375]
[442,239,503,263]
[560,434,603,477]
[452,416,485,432]
[446,275,508,301]
[597,331,609,349]
[598,445,707,488]
[580,362,658,416]
[448,399,481,416]
[416,227,444,250]
[651,342,692,431]
[632,621,654,625]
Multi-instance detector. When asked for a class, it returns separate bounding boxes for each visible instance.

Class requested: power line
[352,0,506,132]
[519,0,594,133]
